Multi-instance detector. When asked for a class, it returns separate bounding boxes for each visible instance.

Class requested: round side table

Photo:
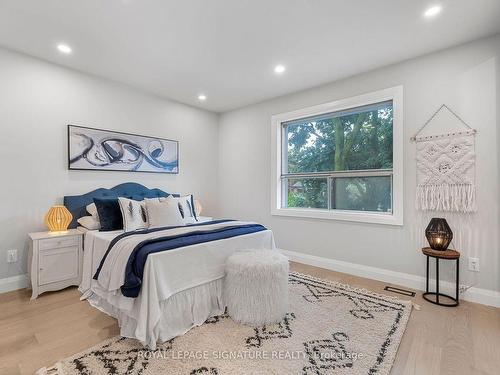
[421,247,460,307]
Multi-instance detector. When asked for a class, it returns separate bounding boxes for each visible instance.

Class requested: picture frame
[67,124,179,174]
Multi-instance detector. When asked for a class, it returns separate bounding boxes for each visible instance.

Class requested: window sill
[271,207,403,226]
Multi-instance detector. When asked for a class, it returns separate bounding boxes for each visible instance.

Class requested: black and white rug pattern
[38,273,412,375]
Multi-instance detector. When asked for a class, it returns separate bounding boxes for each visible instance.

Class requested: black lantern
[425,218,453,251]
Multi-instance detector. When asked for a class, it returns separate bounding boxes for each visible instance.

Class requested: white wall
[0,47,219,280]
[218,35,500,293]
[1,35,498,299]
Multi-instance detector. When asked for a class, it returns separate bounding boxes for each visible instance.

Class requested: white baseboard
[0,274,29,294]
[282,249,500,308]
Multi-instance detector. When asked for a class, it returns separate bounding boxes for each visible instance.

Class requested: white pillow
[118,197,148,232]
[167,195,197,223]
[77,215,100,230]
[145,199,184,228]
[86,203,98,220]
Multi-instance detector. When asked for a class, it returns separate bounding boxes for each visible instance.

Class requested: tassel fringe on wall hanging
[411,105,477,213]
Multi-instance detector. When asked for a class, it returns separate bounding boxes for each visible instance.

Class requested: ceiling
[0,1,499,113]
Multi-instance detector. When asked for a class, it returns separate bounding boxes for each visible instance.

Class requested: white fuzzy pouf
[224,249,289,326]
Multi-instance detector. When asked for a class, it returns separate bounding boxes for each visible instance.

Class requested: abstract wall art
[68,125,179,173]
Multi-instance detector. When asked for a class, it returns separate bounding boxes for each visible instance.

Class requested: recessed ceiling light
[57,44,72,54]
[424,5,442,18]
[198,94,207,101]
[274,64,286,74]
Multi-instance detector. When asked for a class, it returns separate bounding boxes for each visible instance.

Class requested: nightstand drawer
[39,236,79,251]
[38,246,79,285]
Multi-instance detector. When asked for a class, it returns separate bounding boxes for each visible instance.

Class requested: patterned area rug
[38,273,412,375]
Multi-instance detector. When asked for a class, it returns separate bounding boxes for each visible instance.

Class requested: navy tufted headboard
[63,182,179,228]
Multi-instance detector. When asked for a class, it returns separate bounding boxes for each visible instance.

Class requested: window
[271,87,403,225]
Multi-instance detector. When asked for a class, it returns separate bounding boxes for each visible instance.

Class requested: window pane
[284,101,393,173]
[282,178,328,209]
[331,176,392,212]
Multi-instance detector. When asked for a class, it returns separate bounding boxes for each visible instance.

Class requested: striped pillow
[167,194,197,223]
[118,197,148,232]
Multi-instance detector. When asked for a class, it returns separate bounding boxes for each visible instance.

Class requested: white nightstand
[197,216,213,222]
[28,229,83,300]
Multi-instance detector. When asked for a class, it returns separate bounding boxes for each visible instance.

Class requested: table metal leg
[436,258,439,304]
[426,255,429,293]
[422,252,459,307]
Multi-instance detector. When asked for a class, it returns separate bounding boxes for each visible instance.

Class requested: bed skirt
[87,278,226,349]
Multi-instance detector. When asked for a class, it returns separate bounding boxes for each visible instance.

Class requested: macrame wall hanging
[411,104,477,213]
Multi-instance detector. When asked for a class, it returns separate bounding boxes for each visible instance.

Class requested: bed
[64,183,276,349]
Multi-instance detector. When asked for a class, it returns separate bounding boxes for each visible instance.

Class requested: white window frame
[270,86,404,226]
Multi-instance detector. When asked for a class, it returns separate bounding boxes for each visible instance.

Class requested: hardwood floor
[0,262,498,375]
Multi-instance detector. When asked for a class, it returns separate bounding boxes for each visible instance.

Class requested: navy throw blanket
[93,220,267,298]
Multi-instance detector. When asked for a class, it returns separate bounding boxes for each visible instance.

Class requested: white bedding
[80,228,122,298]
[80,222,276,348]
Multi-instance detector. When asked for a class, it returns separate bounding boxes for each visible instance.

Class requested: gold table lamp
[45,205,73,232]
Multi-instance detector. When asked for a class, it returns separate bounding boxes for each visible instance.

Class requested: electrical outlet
[468,257,480,272]
[7,249,18,263]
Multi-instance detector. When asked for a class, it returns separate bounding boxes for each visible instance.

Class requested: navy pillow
[94,198,123,231]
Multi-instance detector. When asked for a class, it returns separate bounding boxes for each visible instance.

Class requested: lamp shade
[44,205,73,232]
[425,218,453,251]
